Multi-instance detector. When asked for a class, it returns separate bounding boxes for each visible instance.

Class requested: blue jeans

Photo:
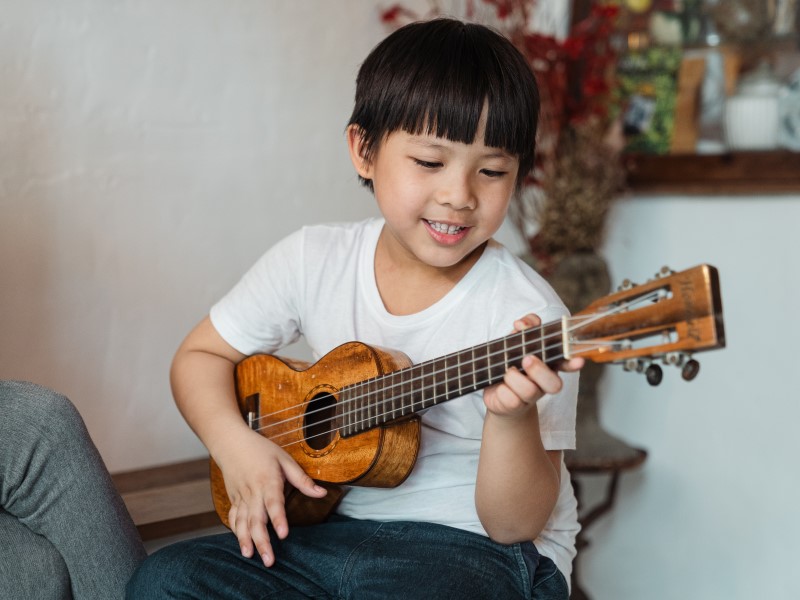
[127,515,568,599]
[0,381,146,599]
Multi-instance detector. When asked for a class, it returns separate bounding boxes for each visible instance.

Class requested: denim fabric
[128,515,567,599]
[521,542,570,600]
[0,381,146,599]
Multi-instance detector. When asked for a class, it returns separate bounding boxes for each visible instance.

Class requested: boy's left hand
[483,314,583,418]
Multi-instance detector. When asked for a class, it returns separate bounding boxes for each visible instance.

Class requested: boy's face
[348,113,519,275]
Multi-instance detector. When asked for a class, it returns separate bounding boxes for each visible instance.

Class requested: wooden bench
[111,458,221,541]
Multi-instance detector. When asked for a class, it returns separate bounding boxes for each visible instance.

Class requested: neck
[374,229,487,316]
[336,319,565,437]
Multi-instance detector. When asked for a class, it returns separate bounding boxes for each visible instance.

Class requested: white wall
[1,0,385,469]
[582,194,800,599]
[1,1,798,598]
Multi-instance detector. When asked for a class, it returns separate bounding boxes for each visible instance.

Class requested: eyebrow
[406,138,514,160]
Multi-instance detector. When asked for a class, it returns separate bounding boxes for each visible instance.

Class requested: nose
[435,171,477,211]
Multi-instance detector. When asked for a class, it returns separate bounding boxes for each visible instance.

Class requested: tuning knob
[617,278,636,292]
[656,266,675,279]
[645,364,663,386]
[681,359,700,381]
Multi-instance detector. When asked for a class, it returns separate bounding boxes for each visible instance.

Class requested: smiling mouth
[425,220,468,235]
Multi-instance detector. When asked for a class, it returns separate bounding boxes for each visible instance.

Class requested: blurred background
[1,1,799,598]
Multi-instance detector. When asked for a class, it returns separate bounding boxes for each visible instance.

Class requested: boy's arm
[170,316,327,567]
[475,315,581,544]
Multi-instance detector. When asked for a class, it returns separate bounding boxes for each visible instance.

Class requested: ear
[346,124,374,181]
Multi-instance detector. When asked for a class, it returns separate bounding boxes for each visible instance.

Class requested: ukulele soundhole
[304,391,338,451]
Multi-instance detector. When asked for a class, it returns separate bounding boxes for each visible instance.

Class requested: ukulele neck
[337,321,564,437]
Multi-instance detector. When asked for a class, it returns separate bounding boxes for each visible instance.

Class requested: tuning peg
[645,364,663,386]
[617,278,636,292]
[681,359,700,381]
[663,352,684,367]
[655,266,675,279]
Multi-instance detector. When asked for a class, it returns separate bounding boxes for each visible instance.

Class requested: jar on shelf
[724,62,782,150]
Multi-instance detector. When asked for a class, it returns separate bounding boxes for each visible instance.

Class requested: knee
[0,380,81,422]
[0,380,87,443]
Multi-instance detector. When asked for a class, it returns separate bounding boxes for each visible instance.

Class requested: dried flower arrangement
[381,0,626,277]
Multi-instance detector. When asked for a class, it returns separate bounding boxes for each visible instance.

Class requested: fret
[336,390,347,437]
[519,328,529,363]
[503,336,509,371]
[456,352,463,395]
[473,343,489,390]
[404,367,412,417]
[350,384,358,434]
[366,378,374,429]
[360,381,369,431]
[387,370,396,420]
[443,356,449,399]
[543,321,564,367]
[487,339,506,384]
[405,369,411,417]
[539,324,546,363]
[430,357,447,407]
[471,346,478,390]
[347,388,354,436]
[420,362,432,411]
[406,365,419,417]
[373,377,381,427]
[379,375,387,426]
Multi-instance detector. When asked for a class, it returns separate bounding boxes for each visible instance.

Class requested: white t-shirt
[210,218,580,581]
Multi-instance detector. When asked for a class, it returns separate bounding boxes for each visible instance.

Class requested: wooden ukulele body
[210,342,421,527]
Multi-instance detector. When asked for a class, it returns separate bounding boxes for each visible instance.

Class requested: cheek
[481,191,513,222]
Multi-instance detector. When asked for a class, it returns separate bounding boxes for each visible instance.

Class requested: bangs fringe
[350,19,539,188]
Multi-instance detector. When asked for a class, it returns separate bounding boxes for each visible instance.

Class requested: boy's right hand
[216,429,328,567]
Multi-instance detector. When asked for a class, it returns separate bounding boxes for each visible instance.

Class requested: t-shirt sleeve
[209,228,305,355]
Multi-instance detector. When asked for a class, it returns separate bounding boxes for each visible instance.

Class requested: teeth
[427,220,465,235]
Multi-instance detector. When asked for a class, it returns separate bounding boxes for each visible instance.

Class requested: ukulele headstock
[567,264,725,385]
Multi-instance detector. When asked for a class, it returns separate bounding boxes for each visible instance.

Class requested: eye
[481,169,508,178]
[413,158,442,169]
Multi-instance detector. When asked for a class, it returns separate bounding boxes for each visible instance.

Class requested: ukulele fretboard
[336,321,564,437]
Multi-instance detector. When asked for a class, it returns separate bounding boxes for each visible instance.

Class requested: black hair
[348,18,539,191]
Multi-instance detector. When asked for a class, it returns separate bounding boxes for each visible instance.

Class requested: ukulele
[210,264,725,527]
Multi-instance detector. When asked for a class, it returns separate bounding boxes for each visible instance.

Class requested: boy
[128,18,582,599]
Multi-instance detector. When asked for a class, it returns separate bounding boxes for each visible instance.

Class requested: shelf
[624,150,800,195]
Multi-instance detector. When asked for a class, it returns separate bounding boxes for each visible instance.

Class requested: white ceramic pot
[724,63,781,150]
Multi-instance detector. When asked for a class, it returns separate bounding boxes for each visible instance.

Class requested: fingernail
[262,553,272,567]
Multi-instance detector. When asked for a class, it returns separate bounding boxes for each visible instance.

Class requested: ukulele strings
[277,340,610,450]
[251,322,567,438]
[247,294,650,449]
[249,290,655,440]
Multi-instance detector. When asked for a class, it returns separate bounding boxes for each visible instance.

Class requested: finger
[502,366,539,406]
[513,313,541,332]
[231,500,256,559]
[264,491,290,541]
[282,459,328,499]
[560,357,585,372]
[521,355,564,395]
[248,510,276,567]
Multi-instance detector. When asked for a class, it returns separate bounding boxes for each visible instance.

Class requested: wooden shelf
[625,150,800,194]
